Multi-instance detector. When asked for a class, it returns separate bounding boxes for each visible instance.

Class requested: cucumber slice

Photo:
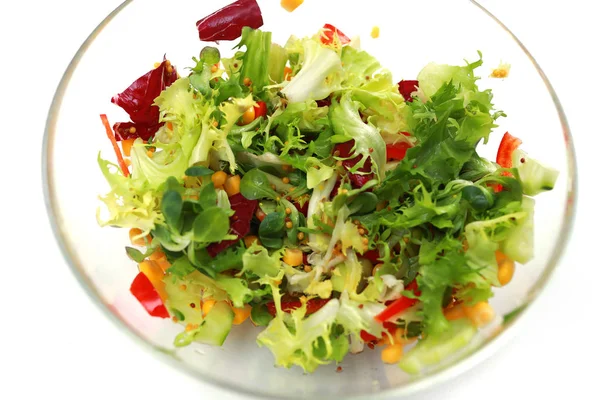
[512,149,559,196]
[398,319,477,374]
[174,301,234,347]
[501,196,535,264]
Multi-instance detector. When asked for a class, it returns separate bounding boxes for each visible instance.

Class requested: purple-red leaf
[398,80,419,102]
[196,0,263,42]
[334,140,374,189]
[207,193,258,257]
[110,58,177,141]
[113,122,163,141]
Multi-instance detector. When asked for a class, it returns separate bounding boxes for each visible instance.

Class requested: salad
[97,0,558,374]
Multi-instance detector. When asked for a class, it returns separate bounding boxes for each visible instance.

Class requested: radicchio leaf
[110,58,178,141]
[196,0,263,42]
[334,140,374,188]
[398,80,419,102]
[207,193,258,257]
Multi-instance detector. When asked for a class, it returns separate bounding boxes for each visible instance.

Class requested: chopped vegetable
[98,19,556,374]
[196,0,263,42]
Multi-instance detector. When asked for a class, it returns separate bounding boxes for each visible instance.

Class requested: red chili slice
[398,80,419,102]
[321,24,351,46]
[207,193,258,257]
[130,272,170,318]
[196,0,264,42]
[265,298,330,317]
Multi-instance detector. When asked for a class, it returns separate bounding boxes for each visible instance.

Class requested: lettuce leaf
[282,37,343,103]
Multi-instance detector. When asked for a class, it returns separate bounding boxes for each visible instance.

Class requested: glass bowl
[43,0,576,398]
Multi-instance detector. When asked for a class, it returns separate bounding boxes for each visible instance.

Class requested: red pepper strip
[360,321,398,343]
[196,0,264,42]
[386,133,413,161]
[320,24,351,46]
[374,280,420,323]
[265,298,330,317]
[494,132,523,192]
[254,101,267,118]
[398,80,419,102]
[130,272,170,318]
[100,114,130,177]
[496,132,522,168]
[360,330,378,342]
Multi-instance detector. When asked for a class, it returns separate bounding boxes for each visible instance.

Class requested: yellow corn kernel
[224,175,241,197]
[129,228,149,246]
[211,170,228,188]
[243,235,260,248]
[121,138,135,157]
[240,107,256,125]
[464,302,495,327]
[496,251,515,286]
[370,26,380,39]
[444,305,467,321]
[232,305,252,325]
[281,0,304,12]
[283,248,303,266]
[381,344,404,364]
[202,299,216,317]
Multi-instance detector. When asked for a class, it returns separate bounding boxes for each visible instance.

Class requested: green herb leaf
[240,168,279,200]
[193,207,231,243]
[251,303,274,326]
[167,256,197,277]
[258,212,286,249]
[162,190,183,229]
[185,166,214,177]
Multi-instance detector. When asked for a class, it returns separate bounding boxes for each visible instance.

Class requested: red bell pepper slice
[360,330,378,342]
[265,298,330,317]
[374,280,420,323]
[254,101,267,119]
[130,272,170,318]
[494,132,522,192]
[398,80,419,102]
[496,132,522,168]
[196,0,263,42]
[386,133,413,161]
[320,24,351,46]
[363,249,381,264]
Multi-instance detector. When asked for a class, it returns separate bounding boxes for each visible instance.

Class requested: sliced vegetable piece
[397,80,419,102]
[496,132,522,168]
[374,281,420,322]
[320,23,351,46]
[100,114,129,177]
[130,272,169,318]
[175,301,235,347]
[399,319,477,374]
[512,149,559,196]
[196,0,264,42]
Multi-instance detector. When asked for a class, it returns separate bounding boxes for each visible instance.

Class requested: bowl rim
[42,1,578,399]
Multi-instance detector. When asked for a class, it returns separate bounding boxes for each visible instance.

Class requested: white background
[1,1,599,399]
